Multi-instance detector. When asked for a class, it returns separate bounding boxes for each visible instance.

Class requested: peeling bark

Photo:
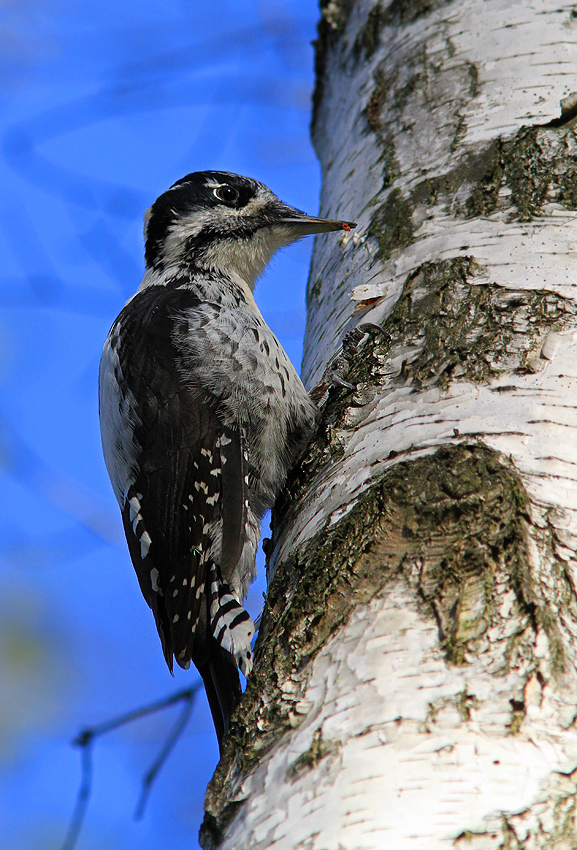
[201,1,577,847]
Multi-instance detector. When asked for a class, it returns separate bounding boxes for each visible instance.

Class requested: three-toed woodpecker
[99,171,354,746]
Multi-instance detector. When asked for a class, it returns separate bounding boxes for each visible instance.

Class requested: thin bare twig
[61,686,200,850]
[134,688,197,820]
[61,734,94,850]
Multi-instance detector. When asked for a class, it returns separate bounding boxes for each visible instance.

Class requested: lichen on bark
[353,0,457,61]
[364,69,401,188]
[353,2,388,61]
[368,187,415,260]
[314,257,577,420]
[375,258,577,386]
[311,0,355,131]
[382,0,455,26]
[465,126,577,220]
[408,126,577,221]
[362,46,577,223]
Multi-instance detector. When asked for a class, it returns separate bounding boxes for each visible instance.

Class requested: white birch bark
[201,1,577,848]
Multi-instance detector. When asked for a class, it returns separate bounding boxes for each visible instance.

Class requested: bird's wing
[99,284,253,674]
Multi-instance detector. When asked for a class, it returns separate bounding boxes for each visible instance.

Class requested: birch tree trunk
[201,1,577,847]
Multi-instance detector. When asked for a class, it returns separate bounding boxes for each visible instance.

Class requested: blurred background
[0,1,324,847]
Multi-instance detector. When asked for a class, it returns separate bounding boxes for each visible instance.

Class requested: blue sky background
[0,2,324,847]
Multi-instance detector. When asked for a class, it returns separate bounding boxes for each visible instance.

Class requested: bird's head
[143,171,355,288]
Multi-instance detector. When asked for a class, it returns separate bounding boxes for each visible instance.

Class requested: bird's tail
[208,563,255,676]
[199,643,243,752]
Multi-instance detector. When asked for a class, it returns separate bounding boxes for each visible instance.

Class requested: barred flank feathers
[209,562,254,676]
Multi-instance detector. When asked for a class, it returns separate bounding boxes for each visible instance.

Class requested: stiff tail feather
[208,563,255,676]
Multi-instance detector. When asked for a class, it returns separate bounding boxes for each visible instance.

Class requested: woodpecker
[99,171,355,746]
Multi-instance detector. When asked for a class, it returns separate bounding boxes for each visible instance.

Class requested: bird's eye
[214,185,239,205]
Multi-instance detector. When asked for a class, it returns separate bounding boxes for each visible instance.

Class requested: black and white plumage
[99,171,354,746]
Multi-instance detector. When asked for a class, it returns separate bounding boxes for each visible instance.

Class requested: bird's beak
[276,204,356,236]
